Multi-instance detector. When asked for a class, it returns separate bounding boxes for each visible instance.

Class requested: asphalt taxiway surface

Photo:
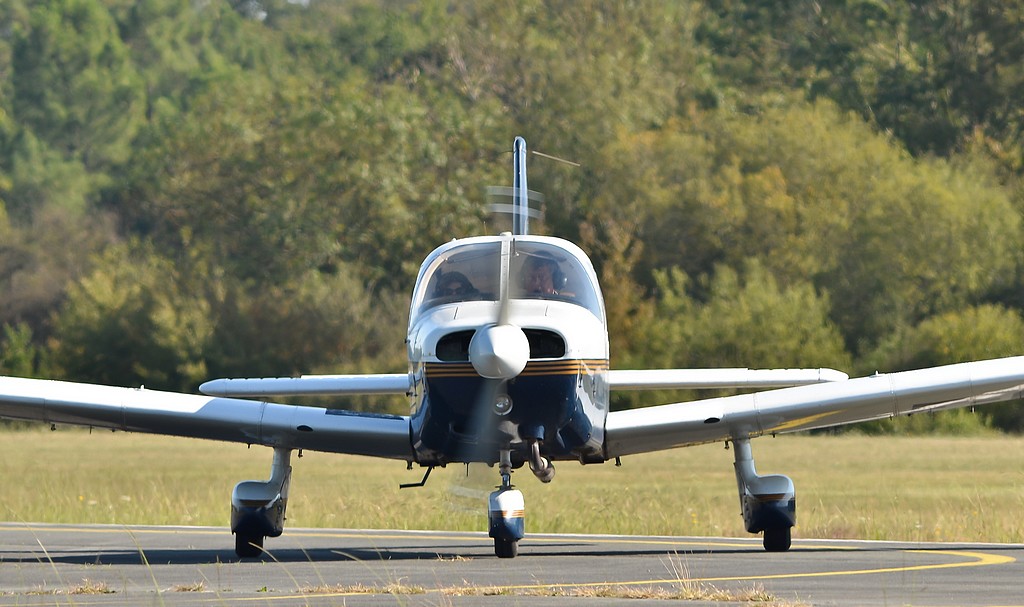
[1,523,1023,606]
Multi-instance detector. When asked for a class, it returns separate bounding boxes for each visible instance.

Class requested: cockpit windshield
[412,238,604,320]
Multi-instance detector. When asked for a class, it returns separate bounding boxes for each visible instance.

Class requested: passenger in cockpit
[434,271,477,299]
[522,255,565,295]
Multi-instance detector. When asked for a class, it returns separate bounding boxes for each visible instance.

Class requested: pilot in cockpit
[522,254,566,296]
[433,271,477,299]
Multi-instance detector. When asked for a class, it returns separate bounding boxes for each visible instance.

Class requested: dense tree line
[1,0,1023,431]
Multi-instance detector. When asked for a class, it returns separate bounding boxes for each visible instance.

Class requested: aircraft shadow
[2,540,981,565]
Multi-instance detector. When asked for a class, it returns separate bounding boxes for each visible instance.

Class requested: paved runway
[1,523,1023,606]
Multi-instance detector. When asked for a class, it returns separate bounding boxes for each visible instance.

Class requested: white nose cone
[469,324,530,380]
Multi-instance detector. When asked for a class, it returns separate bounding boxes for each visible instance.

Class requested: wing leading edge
[0,376,413,460]
[605,356,1024,458]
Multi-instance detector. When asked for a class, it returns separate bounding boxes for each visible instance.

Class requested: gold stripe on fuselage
[422,363,477,378]
[518,359,608,376]
[424,360,608,378]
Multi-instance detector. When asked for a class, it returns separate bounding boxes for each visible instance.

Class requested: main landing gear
[231,447,292,558]
[732,438,795,552]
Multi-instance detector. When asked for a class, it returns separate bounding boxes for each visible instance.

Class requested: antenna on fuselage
[513,136,529,236]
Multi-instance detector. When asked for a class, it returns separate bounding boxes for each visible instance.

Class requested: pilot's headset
[551,261,567,291]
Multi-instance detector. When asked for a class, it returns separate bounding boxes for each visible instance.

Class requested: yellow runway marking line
[497,549,1015,591]
[327,549,1011,602]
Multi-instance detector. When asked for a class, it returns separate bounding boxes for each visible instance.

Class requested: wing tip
[820,368,850,383]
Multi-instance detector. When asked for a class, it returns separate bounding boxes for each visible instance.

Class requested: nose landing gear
[488,448,525,558]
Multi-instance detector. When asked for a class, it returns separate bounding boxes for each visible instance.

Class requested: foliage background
[1,0,1023,431]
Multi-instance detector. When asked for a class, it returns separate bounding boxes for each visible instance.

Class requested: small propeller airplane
[3,137,1024,559]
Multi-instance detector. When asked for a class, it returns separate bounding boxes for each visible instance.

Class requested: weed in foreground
[300,582,427,595]
[26,578,116,595]
[438,551,794,603]
[170,581,207,592]
[439,582,787,602]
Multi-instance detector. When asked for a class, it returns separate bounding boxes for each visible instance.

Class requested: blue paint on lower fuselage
[409,363,603,466]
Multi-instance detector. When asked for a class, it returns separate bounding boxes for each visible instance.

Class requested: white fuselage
[404,234,610,466]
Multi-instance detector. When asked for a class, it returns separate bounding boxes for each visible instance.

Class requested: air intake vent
[436,330,475,361]
[524,329,566,359]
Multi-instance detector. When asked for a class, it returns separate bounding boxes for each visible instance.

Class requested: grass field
[2,427,1023,544]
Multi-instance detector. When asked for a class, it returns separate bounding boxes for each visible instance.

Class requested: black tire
[763,526,792,552]
[494,538,518,559]
[235,532,264,558]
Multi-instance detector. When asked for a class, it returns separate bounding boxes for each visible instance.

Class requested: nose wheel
[488,449,524,558]
[494,536,518,558]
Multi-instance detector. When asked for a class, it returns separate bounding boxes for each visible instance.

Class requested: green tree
[829,152,1020,351]
[619,260,851,409]
[684,261,851,371]
[332,0,449,82]
[51,243,213,391]
[675,101,1019,351]
[113,0,290,120]
[444,0,712,241]
[866,304,1024,371]
[11,0,144,173]
[697,1,1024,172]
[0,322,39,377]
[3,129,92,223]
[120,65,504,289]
[0,206,117,337]
[858,304,1024,434]
[0,1,31,116]
[207,266,407,379]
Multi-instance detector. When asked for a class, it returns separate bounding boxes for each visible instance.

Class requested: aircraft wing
[605,356,1024,458]
[0,376,413,460]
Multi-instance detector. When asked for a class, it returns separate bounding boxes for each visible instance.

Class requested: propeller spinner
[468,323,530,380]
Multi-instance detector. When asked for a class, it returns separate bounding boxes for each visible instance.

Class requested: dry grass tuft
[300,582,426,595]
[27,579,116,595]
[441,582,783,602]
[442,585,514,597]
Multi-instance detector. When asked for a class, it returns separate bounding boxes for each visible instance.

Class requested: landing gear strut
[231,447,292,558]
[732,438,795,552]
[488,448,524,558]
